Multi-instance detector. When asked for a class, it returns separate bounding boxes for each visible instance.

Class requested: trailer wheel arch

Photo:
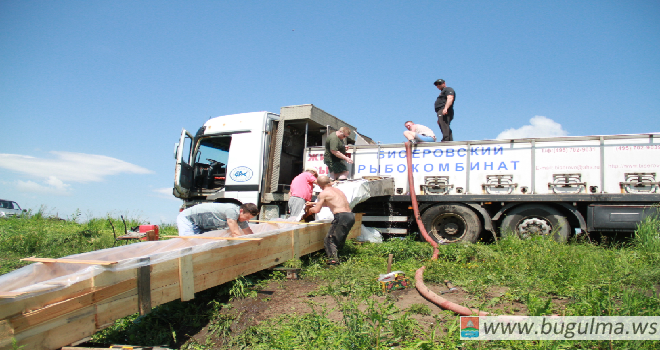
[420,203,483,243]
[465,203,496,239]
[554,203,587,235]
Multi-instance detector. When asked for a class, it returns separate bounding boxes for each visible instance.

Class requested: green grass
[209,215,660,349]
[0,208,177,275]
[3,212,660,349]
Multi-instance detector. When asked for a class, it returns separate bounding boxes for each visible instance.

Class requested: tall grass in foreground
[4,213,659,349]
[205,216,660,349]
[0,209,177,275]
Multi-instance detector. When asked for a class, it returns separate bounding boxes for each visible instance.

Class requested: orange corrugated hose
[405,141,488,316]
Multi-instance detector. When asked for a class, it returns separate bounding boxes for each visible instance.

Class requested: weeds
[408,303,433,316]
[0,213,177,274]
[4,214,660,349]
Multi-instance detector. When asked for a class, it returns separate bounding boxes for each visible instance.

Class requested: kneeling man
[177,202,258,237]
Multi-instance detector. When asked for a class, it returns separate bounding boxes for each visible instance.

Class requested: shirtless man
[306,175,356,264]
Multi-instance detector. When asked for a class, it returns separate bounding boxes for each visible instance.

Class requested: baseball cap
[434,79,445,86]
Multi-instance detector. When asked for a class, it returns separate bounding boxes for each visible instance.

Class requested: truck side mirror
[174,143,179,159]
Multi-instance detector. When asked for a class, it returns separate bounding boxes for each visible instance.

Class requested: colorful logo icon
[229,166,253,182]
[460,316,480,338]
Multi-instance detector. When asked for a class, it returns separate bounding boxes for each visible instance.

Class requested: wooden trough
[0,215,362,350]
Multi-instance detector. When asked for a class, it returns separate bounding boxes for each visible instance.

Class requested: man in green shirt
[324,126,353,180]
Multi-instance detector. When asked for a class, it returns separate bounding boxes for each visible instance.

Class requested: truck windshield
[196,136,230,167]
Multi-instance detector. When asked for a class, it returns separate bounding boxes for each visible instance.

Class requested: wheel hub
[432,214,466,241]
[443,223,459,235]
[517,218,552,237]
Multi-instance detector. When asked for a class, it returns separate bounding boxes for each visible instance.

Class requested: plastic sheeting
[0,218,313,303]
[314,179,373,221]
[356,225,383,243]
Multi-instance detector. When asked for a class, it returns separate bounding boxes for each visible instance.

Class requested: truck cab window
[194,136,231,189]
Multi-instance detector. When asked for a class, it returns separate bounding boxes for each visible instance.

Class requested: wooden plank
[162,236,262,240]
[0,291,28,298]
[0,279,93,320]
[292,228,300,259]
[194,250,292,292]
[149,260,179,290]
[192,233,293,278]
[20,258,117,266]
[6,279,136,335]
[42,308,96,350]
[0,320,12,340]
[95,290,138,328]
[178,248,194,302]
[5,305,96,350]
[92,269,136,289]
[150,283,182,307]
[137,258,151,316]
[0,215,362,350]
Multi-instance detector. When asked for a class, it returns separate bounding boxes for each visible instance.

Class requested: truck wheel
[500,204,570,242]
[421,204,482,243]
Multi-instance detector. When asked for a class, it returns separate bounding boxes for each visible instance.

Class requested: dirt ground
[188,276,536,347]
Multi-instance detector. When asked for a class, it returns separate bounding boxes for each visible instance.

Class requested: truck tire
[421,204,482,243]
[500,204,570,242]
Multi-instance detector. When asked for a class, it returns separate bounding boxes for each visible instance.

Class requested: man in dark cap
[433,79,455,141]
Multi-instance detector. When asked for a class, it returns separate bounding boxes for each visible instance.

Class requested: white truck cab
[174,111,279,207]
[173,104,370,219]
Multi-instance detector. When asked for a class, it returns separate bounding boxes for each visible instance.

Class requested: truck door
[174,129,194,198]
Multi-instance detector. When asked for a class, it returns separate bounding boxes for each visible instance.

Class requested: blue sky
[1,0,659,224]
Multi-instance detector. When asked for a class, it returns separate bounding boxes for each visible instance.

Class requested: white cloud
[0,151,153,183]
[496,116,568,140]
[152,187,180,201]
[16,177,72,196]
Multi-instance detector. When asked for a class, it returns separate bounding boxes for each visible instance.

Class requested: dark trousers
[436,111,454,141]
[324,212,355,259]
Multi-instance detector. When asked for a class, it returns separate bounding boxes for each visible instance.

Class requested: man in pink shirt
[288,168,318,218]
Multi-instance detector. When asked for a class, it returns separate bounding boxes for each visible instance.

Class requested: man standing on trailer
[288,168,318,219]
[404,120,436,144]
[306,175,355,265]
[177,202,258,237]
[434,79,455,141]
[324,126,353,180]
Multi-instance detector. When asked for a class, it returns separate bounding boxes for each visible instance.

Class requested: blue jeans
[415,134,436,142]
[176,212,228,236]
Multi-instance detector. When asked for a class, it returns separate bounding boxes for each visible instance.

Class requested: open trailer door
[173,129,194,199]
